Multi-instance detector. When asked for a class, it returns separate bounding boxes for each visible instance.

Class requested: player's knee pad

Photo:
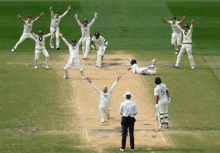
[164,113,169,122]
[159,114,165,123]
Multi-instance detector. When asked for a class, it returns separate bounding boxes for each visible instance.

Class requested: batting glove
[91,45,95,50]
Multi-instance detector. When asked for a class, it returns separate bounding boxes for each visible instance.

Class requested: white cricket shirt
[50,10,68,28]
[154,83,168,102]
[119,100,138,117]
[32,33,53,49]
[177,24,193,44]
[23,20,35,34]
[77,18,96,37]
[168,21,181,34]
[91,36,106,46]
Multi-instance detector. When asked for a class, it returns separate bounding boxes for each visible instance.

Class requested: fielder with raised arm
[11,13,44,52]
[162,16,185,54]
[174,20,195,69]
[91,32,108,67]
[49,6,71,50]
[154,77,170,129]
[31,30,55,69]
[74,12,98,60]
[87,76,121,123]
[128,59,157,75]
[59,32,86,79]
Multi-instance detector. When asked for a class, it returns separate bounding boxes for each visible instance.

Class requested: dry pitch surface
[66,53,170,152]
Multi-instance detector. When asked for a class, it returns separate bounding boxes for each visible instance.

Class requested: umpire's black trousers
[121,116,136,149]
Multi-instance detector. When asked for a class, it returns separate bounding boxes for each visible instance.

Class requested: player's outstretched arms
[94,12,98,19]
[34,12,44,22]
[45,31,55,38]
[60,33,70,46]
[67,6,71,11]
[77,32,86,45]
[127,67,131,71]
[17,14,25,23]
[117,76,121,82]
[50,6,53,10]
[88,12,98,27]
[179,15,186,24]
[191,20,194,25]
[31,30,37,38]
[161,17,168,23]
[87,77,92,83]
[60,6,71,18]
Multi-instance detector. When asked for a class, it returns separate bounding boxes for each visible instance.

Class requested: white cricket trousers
[99,105,110,119]
[158,100,169,124]
[35,49,49,60]
[64,58,83,71]
[176,44,195,67]
[96,45,105,67]
[13,33,35,49]
[82,37,91,59]
[50,27,60,48]
[171,33,182,46]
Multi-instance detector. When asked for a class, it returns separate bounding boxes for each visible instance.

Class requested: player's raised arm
[88,12,98,27]
[190,20,194,33]
[74,14,83,27]
[87,77,101,94]
[77,32,86,45]
[109,76,121,93]
[60,6,71,18]
[44,31,56,38]
[17,14,25,23]
[31,30,37,38]
[175,24,184,33]
[179,15,186,24]
[50,6,54,18]
[59,33,70,46]
[34,12,44,22]
[161,17,169,23]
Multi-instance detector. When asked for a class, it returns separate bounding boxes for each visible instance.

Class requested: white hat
[123,92,133,98]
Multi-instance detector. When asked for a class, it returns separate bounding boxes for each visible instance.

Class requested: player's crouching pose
[87,76,121,123]
[31,30,55,69]
[154,77,171,129]
[74,12,98,60]
[49,6,71,50]
[59,33,86,79]
[162,16,185,54]
[12,13,44,52]
[91,32,108,67]
[174,20,195,69]
[128,59,157,75]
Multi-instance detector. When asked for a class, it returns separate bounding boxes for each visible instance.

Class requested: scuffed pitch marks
[4,127,44,134]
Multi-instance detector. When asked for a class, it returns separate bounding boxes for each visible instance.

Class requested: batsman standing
[74,12,98,60]
[162,16,185,54]
[154,77,170,129]
[49,6,71,50]
[11,13,44,52]
[174,20,195,69]
[87,76,121,123]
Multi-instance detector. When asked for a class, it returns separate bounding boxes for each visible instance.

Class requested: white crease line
[160,132,166,143]
[85,131,90,142]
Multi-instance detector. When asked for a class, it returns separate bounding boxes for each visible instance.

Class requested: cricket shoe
[82,57,87,60]
[101,118,105,123]
[50,44,54,49]
[11,48,15,52]
[175,50,179,55]
[191,66,195,69]
[164,123,169,128]
[152,59,156,65]
[56,48,60,50]
[174,65,179,68]
[120,148,125,152]
[131,148,137,151]
[82,76,86,79]
[63,76,68,79]
[35,66,38,69]
[43,64,49,69]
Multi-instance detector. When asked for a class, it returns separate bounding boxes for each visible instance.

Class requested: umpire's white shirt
[23,20,35,34]
[154,83,168,102]
[120,100,138,117]
[91,81,118,108]
[32,33,53,49]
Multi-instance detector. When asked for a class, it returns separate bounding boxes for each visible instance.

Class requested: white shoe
[191,66,194,69]
[11,48,15,52]
[43,64,49,69]
[82,76,86,79]
[101,118,105,123]
[35,66,38,69]
[50,44,54,49]
[120,148,125,152]
[152,59,156,65]
[175,50,179,55]
[63,76,68,79]
[131,148,137,151]
[174,65,179,68]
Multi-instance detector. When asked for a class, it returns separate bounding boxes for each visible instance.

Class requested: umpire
[119,92,138,152]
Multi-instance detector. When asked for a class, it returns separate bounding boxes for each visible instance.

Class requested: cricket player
[128,59,157,75]
[154,77,170,129]
[59,32,86,79]
[31,30,55,69]
[74,12,98,60]
[174,20,195,69]
[11,13,44,52]
[49,6,71,50]
[162,16,186,54]
[91,32,108,67]
[87,76,121,123]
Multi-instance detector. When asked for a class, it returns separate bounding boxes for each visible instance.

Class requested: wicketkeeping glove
[91,45,95,50]
[95,12,98,18]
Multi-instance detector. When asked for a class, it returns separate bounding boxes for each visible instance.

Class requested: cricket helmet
[28,15,32,18]
[184,24,190,29]
[71,39,77,43]
[38,31,43,35]
[155,77,162,85]
[55,11,59,14]
[83,18,88,24]
[130,59,137,65]
[172,17,176,20]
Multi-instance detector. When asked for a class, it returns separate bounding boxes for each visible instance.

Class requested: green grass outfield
[0,0,220,152]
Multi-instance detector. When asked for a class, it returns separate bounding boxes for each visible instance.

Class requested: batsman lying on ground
[87,76,121,123]
[127,59,157,75]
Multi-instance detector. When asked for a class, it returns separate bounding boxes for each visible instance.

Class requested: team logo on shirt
[39,37,43,42]
[184,31,188,35]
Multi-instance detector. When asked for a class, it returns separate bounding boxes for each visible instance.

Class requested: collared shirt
[77,18,96,37]
[23,20,35,34]
[168,20,181,34]
[91,35,106,47]
[50,10,68,28]
[32,33,53,49]
[120,100,138,117]
[154,83,168,102]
